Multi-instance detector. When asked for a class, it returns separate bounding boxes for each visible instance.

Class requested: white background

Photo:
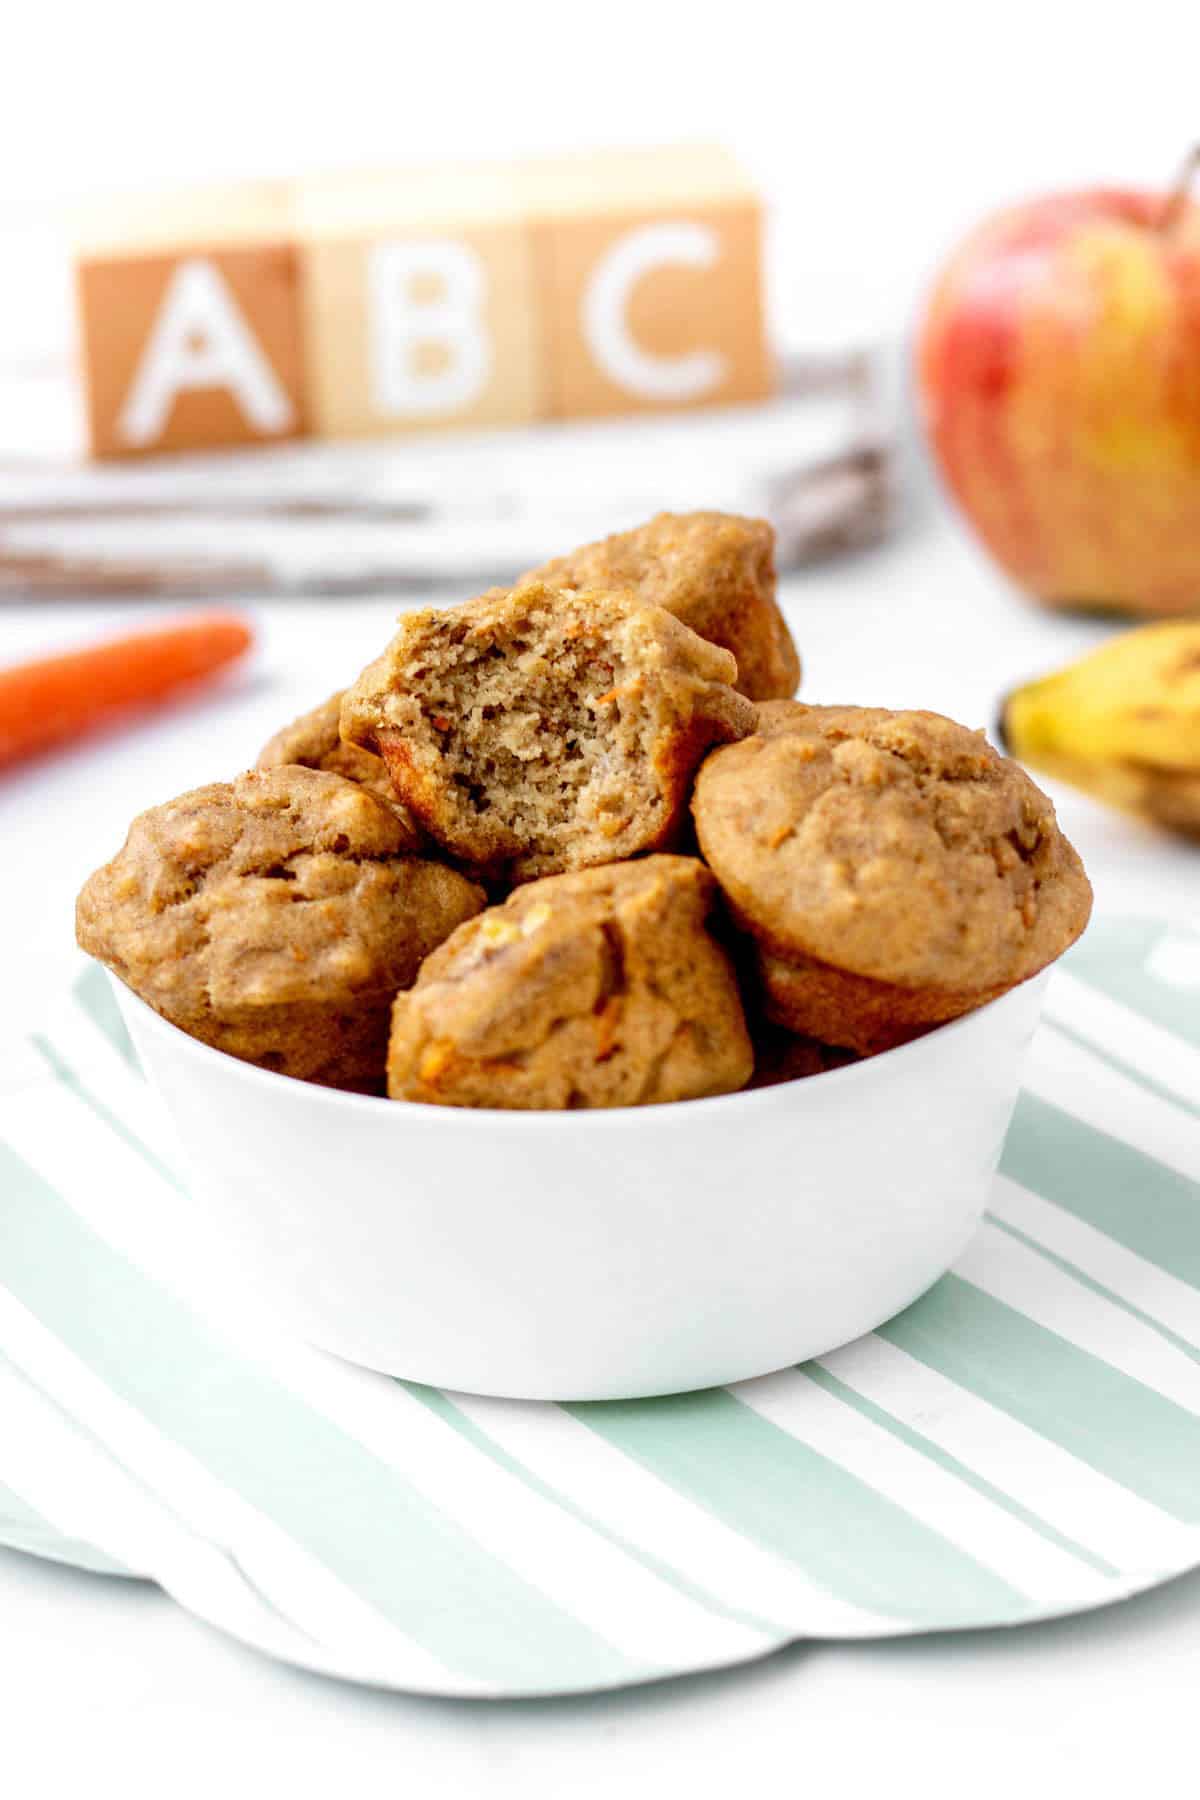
[2,3,1200,1794]
[4,0,1200,366]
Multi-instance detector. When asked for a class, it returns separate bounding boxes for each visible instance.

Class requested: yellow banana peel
[999,622,1200,839]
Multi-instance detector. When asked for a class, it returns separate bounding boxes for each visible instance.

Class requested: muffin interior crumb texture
[414,599,636,840]
[345,582,752,877]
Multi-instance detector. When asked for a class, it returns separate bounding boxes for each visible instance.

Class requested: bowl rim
[108,962,1051,1133]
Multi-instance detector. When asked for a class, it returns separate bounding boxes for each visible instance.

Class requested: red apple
[917,159,1200,615]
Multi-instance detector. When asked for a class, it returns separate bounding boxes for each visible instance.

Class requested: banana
[998,622,1200,838]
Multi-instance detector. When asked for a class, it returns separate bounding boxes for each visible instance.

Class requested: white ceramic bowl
[114,971,1048,1400]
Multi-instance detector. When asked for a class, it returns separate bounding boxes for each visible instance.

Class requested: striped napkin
[1,915,1197,1698]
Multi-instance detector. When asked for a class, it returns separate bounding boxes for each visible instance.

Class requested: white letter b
[368,241,491,417]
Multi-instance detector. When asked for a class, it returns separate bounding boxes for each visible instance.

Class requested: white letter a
[118,258,294,447]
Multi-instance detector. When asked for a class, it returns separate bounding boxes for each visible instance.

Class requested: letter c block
[523,148,773,420]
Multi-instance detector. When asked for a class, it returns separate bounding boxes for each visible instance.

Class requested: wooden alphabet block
[519,144,774,420]
[294,166,541,438]
[75,182,306,458]
[73,146,773,458]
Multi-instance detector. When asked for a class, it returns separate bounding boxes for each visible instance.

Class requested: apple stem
[1159,145,1200,232]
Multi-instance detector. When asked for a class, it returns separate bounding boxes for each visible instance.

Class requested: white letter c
[581,221,727,401]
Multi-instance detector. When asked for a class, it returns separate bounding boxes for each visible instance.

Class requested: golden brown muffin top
[693,702,1092,991]
[526,510,800,703]
[76,766,484,1019]
[388,855,753,1109]
[255,690,425,848]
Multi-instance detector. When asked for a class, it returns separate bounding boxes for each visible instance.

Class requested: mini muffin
[341,581,756,883]
[693,702,1092,1054]
[388,856,754,1109]
[76,766,485,1092]
[526,511,800,702]
[256,689,425,848]
[746,1028,859,1090]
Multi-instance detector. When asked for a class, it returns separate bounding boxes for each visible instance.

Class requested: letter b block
[295,168,541,437]
[75,183,307,458]
[521,145,773,419]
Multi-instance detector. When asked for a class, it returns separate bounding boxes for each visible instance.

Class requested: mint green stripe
[0,1139,644,1689]
[989,1216,1200,1365]
[0,1476,130,1577]
[1044,1016,1200,1123]
[0,1345,332,1642]
[1066,919,1199,1048]
[1001,1090,1200,1291]
[72,963,140,1072]
[882,1274,1200,1521]
[406,1383,786,1641]
[803,1364,1117,1577]
[565,1388,1030,1625]
[33,1034,185,1196]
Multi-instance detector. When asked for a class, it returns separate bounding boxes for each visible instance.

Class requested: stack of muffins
[77,512,1093,1107]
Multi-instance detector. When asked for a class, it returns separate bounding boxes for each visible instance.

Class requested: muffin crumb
[342,581,755,881]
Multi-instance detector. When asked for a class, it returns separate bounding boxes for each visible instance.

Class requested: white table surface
[1,501,1197,1797]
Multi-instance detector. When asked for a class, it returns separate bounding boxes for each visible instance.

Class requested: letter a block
[520,145,773,420]
[295,167,541,438]
[74,183,306,457]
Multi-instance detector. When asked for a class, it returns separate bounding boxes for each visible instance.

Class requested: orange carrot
[0,611,253,769]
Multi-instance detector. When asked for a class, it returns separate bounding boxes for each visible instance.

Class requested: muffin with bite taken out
[341,580,755,884]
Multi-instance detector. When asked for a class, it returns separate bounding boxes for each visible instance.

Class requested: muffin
[693,702,1092,1054]
[525,511,800,702]
[341,581,756,883]
[388,856,754,1109]
[746,1028,859,1090]
[76,766,485,1092]
[255,689,425,847]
